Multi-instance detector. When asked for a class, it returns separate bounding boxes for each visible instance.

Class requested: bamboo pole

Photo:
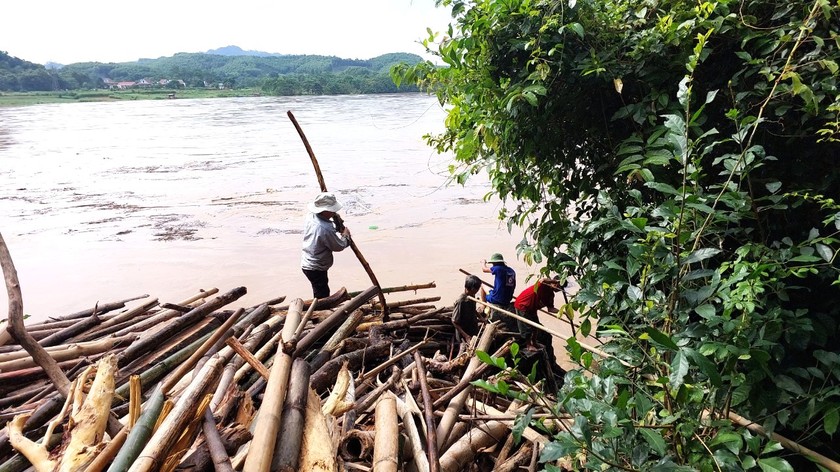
[287,110,389,319]
[293,285,379,357]
[436,322,497,449]
[727,411,840,472]
[438,420,508,472]
[372,392,399,472]
[395,396,431,472]
[242,298,303,472]
[348,282,436,297]
[126,351,231,472]
[414,351,441,472]
[307,307,368,370]
[340,430,375,461]
[272,358,311,472]
[201,409,234,472]
[356,341,426,385]
[119,286,246,367]
[0,335,135,372]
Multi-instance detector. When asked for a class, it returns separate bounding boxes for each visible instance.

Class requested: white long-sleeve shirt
[300,212,350,271]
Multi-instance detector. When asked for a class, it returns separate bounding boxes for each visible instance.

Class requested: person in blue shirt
[481,252,517,331]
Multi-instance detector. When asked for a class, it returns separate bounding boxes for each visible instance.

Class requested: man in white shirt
[301,192,351,298]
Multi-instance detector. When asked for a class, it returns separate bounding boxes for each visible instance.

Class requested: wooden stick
[242,298,303,472]
[225,337,270,380]
[287,110,390,319]
[727,411,840,472]
[356,341,426,384]
[414,351,441,472]
[372,392,399,472]
[467,295,628,367]
[348,282,436,297]
[0,232,72,397]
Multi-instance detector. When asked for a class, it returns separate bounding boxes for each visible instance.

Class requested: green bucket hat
[488,253,505,263]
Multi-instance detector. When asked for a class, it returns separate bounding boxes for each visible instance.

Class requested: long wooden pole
[287,110,389,319]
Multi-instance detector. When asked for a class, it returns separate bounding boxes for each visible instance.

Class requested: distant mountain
[45,61,64,70]
[205,45,283,57]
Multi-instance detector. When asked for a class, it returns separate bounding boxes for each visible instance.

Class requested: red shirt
[513,281,555,314]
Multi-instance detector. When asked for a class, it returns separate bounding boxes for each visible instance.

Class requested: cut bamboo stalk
[340,430,375,462]
[200,408,235,472]
[727,411,840,472]
[242,298,303,472]
[395,396,430,472]
[37,309,105,347]
[438,420,508,472]
[495,441,533,472]
[119,286,247,367]
[293,286,379,357]
[233,328,283,384]
[0,335,135,372]
[372,392,398,472]
[272,358,311,472]
[413,351,440,472]
[73,298,160,342]
[294,298,319,338]
[307,308,368,370]
[126,350,231,472]
[436,323,497,449]
[348,282,436,297]
[160,308,244,394]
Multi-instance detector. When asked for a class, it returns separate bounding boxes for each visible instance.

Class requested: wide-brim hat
[488,253,505,263]
[308,192,343,213]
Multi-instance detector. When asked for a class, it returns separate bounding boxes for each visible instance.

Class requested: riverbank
[0,88,264,107]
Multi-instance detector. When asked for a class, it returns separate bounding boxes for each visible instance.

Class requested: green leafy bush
[397,0,840,469]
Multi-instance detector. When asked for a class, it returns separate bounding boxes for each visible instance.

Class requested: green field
[0,88,263,107]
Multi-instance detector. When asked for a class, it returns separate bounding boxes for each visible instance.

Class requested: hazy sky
[1,0,453,65]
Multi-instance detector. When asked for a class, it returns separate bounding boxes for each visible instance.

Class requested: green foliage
[402,0,840,469]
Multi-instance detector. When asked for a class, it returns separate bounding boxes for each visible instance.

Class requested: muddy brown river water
[1,93,541,321]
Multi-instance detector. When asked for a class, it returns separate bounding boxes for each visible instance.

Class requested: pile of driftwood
[0,276,572,472]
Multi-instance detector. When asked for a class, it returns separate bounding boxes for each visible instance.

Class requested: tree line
[0,50,421,95]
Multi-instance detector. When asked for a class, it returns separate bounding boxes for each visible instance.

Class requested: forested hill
[0,49,424,94]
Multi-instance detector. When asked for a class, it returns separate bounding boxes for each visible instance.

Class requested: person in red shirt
[513,276,565,375]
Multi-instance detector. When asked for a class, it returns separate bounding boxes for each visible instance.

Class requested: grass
[0,88,263,107]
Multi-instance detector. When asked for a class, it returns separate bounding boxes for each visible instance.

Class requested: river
[0,93,536,320]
